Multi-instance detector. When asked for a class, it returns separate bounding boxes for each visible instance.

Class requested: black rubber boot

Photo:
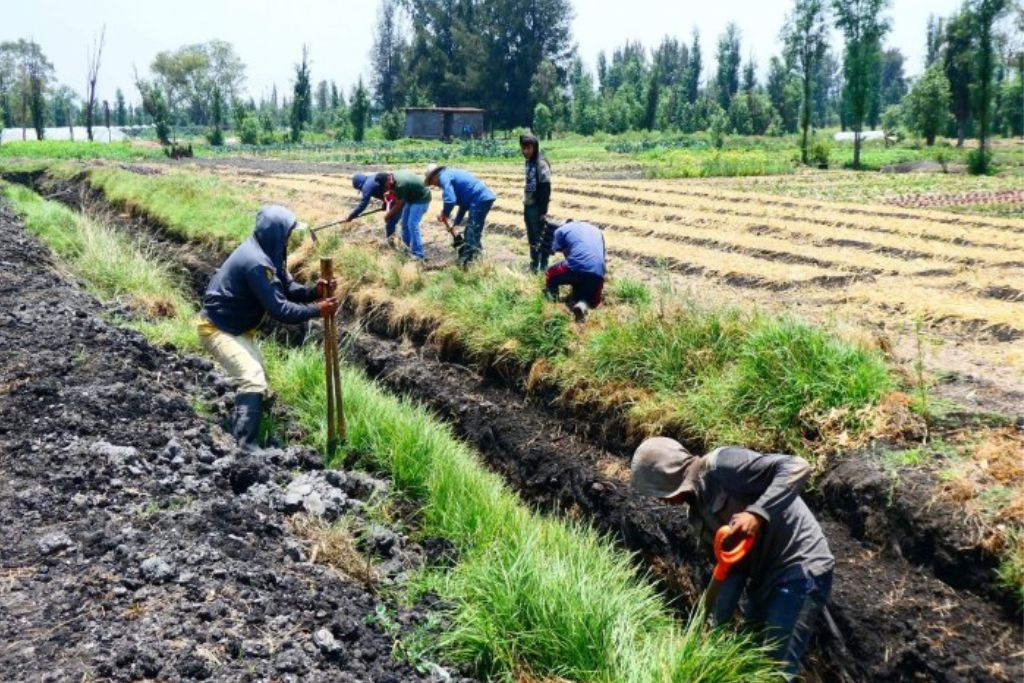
[232,392,264,450]
[538,252,549,272]
[529,248,539,273]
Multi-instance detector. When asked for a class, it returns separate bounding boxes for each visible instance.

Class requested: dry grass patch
[289,514,378,591]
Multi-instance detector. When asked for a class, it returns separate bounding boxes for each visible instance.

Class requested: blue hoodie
[347,172,387,221]
[200,205,319,335]
[436,168,496,225]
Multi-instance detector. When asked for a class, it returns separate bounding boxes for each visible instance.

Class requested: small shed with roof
[403,107,486,140]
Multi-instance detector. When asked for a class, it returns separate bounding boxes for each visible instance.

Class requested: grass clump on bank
[268,343,778,682]
[1,182,198,350]
[87,167,256,247]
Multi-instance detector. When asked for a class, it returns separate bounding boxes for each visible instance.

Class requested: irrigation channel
[7,170,1024,682]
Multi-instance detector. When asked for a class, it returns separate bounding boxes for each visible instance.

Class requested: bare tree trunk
[853,129,862,169]
[85,26,106,142]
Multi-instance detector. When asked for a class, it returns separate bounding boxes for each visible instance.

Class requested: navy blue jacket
[436,168,496,225]
[201,205,319,335]
[347,172,387,221]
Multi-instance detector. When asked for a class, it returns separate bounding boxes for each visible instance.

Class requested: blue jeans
[400,201,429,258]
[713,570,833,681]
[458,199,492,265]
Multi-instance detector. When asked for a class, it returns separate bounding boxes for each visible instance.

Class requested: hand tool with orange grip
[702,525,755,620]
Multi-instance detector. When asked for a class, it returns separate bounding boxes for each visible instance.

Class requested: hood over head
[352,173,368,190]
[631,437,701,499]
[253,204,297,272]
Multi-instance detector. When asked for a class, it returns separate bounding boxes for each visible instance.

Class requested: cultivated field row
[213,167,1024,341]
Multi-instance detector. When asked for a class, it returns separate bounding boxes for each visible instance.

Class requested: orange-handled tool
[702,525,755,621]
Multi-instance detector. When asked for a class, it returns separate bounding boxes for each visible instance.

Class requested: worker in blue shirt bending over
[543,219,606,322]
[425,163,496,267]
[346,172,399,246]
[199,205,339,448]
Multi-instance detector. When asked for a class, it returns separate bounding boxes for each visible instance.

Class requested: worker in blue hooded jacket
[425,163,495,266]
[346,172,399,244]
[199,204,340,447]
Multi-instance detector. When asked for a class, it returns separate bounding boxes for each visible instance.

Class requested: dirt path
[0,202,466,682]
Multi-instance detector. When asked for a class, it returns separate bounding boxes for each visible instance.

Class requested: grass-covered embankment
[2,181,780,682]
[331,241,892,455]
[1,182,197,350]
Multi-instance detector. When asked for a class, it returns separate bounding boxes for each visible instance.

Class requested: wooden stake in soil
[320,257,345,455]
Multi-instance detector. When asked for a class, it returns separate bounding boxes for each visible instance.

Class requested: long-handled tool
[305,206,386,244]
[702,525,755,622]
[320,257,345,455]
[441,216,464,250]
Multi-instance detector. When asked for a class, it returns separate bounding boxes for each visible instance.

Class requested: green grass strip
[86,166,256,247]
[2,181,198,350]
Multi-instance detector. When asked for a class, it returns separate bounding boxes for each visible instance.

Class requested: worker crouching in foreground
[631,437,834,681]
[425,163,496,267]
[199,205,339,447]
[543,219,606,322]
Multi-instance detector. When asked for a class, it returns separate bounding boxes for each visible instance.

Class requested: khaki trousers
[197,317,268,394]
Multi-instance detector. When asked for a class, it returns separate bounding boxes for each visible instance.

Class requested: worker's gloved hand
[728,511,764,538]
[317,297,340,317]
[316,278,337,298]
[437,213,448,224]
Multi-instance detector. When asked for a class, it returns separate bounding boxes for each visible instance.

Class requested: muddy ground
[0,202,470,682]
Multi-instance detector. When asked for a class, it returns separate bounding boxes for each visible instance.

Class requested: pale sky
[4,0,965,107]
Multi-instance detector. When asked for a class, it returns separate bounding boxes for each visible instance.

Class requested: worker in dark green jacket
[382,170,432,260]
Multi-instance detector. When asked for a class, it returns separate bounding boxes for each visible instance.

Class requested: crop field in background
[200,161,1024,408]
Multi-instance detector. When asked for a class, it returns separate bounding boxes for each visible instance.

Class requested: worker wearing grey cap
[631,437,834,681]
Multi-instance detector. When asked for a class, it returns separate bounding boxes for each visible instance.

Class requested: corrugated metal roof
[403,107,486,113]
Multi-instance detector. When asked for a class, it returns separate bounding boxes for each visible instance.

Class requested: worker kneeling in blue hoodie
[199,205,340,447]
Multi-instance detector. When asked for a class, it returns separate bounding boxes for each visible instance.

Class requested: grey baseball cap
[630,437,699,498]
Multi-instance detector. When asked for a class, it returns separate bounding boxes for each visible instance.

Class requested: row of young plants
[1,180,780,681]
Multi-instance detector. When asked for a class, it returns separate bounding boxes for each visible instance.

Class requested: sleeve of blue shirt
[441,176,458,221]
[347,177,378,221]
[549,227,566,256]
[245,265,320,325]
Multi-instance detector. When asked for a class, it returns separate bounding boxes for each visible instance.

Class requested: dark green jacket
[392,170,431,204]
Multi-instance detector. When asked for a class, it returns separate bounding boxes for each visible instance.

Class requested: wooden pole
[320,258,337,456]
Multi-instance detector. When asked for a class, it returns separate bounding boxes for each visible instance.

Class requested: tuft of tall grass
[566,303,891,450]
[2,182,199,351]
[87,167,256,247]
[421,263,573,365]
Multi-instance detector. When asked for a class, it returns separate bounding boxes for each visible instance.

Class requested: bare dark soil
[0,202,468,682]
[11,170,1024,682]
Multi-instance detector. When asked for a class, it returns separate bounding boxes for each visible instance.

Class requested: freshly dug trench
[0,201,470,682]
[21,170,1024,682]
